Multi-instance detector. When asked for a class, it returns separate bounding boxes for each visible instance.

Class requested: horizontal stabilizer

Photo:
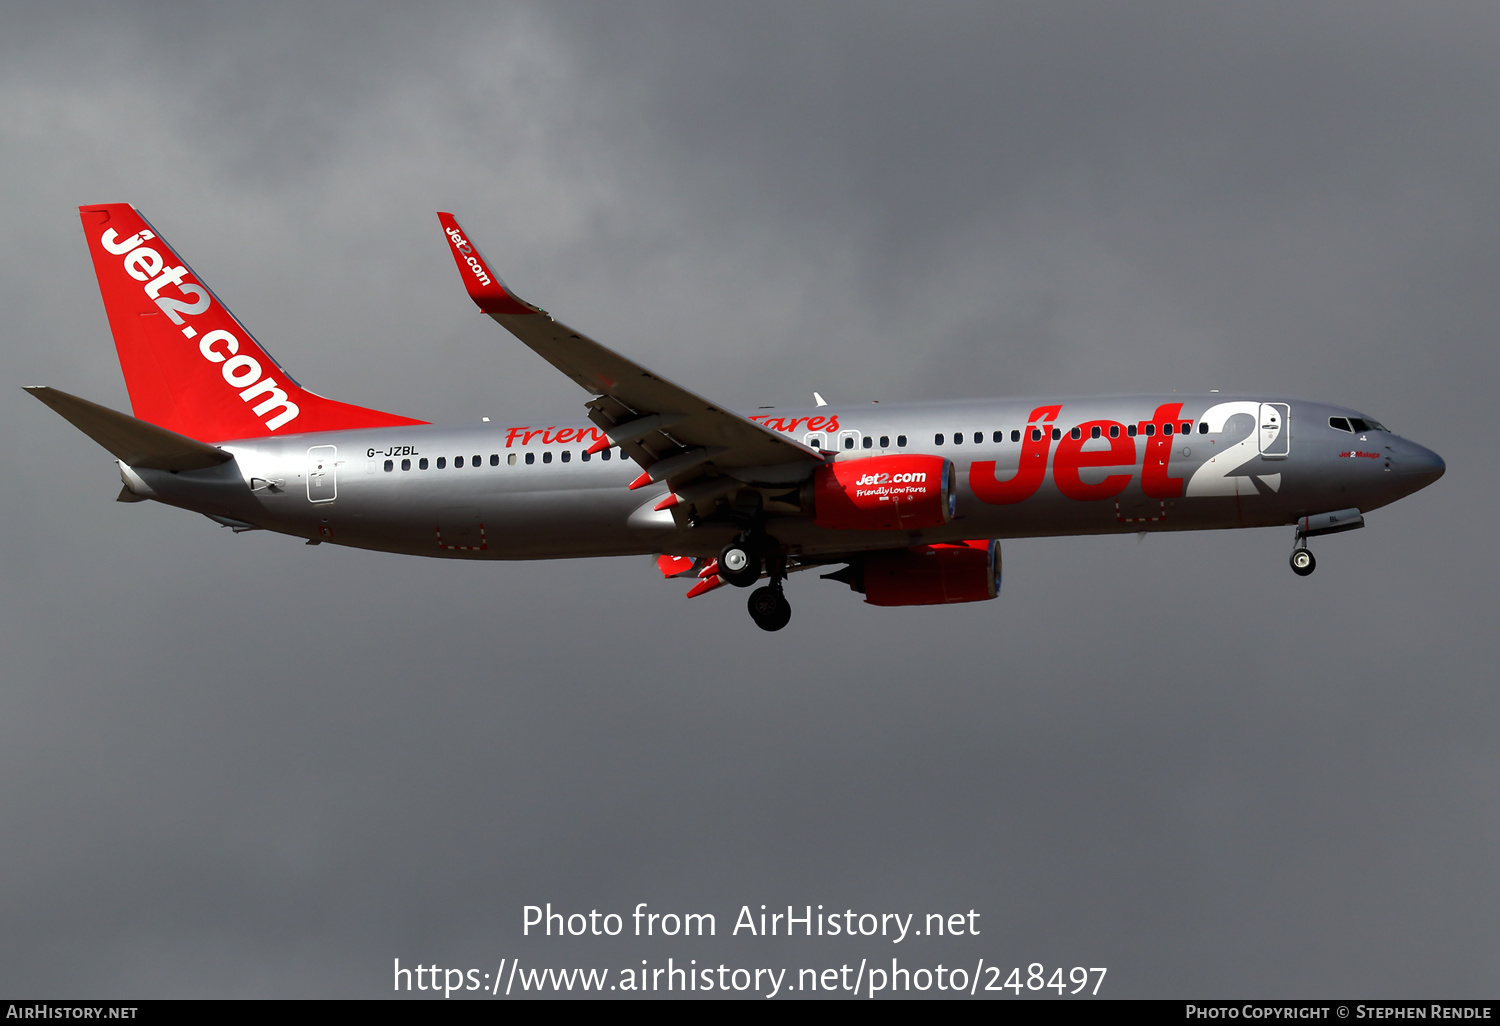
[25,386,233,471]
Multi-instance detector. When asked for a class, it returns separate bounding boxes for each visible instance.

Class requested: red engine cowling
[813,455,955,531]
[862,540,1001,606]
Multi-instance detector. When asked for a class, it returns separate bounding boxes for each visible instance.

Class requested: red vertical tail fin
[80,204,425,441]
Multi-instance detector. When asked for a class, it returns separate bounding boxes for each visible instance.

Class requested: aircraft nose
[1400,441,1445,490]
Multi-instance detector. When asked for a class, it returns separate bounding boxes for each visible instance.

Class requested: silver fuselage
[125,394,1444,560]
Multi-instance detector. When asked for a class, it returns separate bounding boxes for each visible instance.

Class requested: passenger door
[307,445,337,503]
[1258,403,1290,459]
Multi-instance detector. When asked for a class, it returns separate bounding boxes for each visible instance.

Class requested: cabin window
[455,456,464,468]
[581,450,591,461]
[507,453,516,466]
[879,435,890,447]
[844,436,855,450]
[525,452,535,465]
[973,431,982,444]
[862,436,873,449]
[992,431,1002,443]
[1127,424,1137,437]
[419,458,429,469]
[543,451,552,464]
[1144,424,1155,437]
[1180,422,1191,434]
[1162,423,1173,436]
[561,450,571,462]
[1108,425,1119,438]
[401,458,411,471]
[383,460,393,472]
[473,455,481,467]
[897,435,907,447]
[1091,426,1101,439]
[436,457,447,468]
[1011,429,1021,442]
[934,433,944,445]
[1070,427,1081,440]
[1031,428,1041,441]
[1051,428,1061,441]
[1199,423,1208,435]
[601,449,612,460]
[952,433,962,445]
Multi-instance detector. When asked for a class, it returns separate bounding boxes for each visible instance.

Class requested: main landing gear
[718,533,792,630]
[718,539,762,588]
[747,583,792,632]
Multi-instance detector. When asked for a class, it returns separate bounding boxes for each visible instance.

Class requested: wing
[437,214,825,500]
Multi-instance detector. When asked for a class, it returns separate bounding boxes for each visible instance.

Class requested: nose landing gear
[1287,508,1363,576]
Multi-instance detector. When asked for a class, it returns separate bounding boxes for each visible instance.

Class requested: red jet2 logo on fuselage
[971,401,1221,505]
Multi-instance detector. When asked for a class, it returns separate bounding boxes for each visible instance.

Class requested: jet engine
[812,455,955,531]
[829,540,1001,606]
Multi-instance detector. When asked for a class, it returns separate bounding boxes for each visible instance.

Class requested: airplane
[28,204,1446,631]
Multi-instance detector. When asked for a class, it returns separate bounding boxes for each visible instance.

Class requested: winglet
[436,213,539,316]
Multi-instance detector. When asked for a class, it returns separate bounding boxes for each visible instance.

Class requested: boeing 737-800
[28,204,1445,630]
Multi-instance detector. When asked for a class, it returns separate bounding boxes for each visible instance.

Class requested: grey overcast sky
[1,1,1497,998]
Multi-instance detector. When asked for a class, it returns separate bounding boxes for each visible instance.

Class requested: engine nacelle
[813,455,955,531]
[860,540,1001,606]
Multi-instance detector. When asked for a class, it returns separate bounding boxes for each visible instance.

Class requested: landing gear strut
[747,583,792,632]
[1287,508,1365,576]
[746,550,791,631]
[1289,524,1318,577]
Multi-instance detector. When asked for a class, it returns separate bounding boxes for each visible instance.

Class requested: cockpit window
[1333,415,1390,433]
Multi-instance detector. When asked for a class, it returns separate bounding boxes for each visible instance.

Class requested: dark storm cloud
[0,1,1496,998]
